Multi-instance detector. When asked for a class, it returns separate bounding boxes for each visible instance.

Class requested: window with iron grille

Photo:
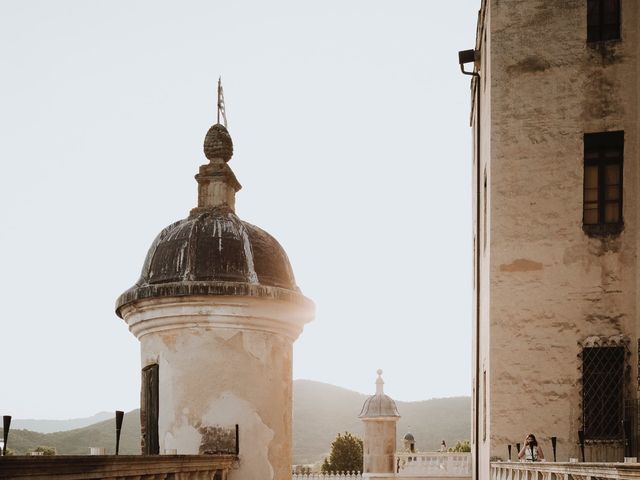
[583,131,623,235]
[582,346,624,440]
[587,0,621,42]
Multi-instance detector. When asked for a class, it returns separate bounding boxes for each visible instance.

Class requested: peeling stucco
[126,298,310,480]
[499,258,543,272]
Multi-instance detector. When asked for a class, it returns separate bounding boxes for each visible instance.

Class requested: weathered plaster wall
[482,0,639,472]
[121,295,313,480]
[144,328,288,479]
[363,420,398,474]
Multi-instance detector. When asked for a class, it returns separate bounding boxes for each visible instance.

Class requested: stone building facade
[464,1,640,478]
[116,120,314,480]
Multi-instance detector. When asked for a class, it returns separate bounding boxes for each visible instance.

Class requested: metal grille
[583,346,624,440]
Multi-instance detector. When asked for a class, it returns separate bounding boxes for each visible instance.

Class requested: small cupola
[359,370,400,419]
[403,431,416,452]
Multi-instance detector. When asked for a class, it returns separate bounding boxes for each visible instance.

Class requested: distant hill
[293,380,470,464]
[1,410,140,455]
[2,380,470,464]
[11,412,112,434]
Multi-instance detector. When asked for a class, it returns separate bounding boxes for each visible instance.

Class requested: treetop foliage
[449,440,471,452]
[321,432,363,474]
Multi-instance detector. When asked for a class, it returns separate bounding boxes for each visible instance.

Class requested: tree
[293,465,311,475]
[449,440,471,452]
[321,432,363,474]
[31,446,56,456]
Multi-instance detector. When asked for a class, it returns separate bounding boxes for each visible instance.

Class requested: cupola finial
[204,77,233,162]
[376,369,384,394]
[194,79,240,214]
[217,76,227,128]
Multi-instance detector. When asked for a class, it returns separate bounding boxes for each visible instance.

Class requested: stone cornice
[118,295,315,341]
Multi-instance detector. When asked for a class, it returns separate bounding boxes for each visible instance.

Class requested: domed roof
[116,208,301,316]
[403,432,415,441]
[359,370,400,419]
[115,120,311,317]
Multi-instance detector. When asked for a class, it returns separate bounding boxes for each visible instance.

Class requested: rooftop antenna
[217,76,228,128]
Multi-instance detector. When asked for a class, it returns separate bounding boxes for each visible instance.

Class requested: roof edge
[115,280,313,318]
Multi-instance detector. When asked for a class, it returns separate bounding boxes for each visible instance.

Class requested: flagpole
[217,77,221,125]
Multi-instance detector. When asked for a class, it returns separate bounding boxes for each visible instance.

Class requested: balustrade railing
[292,473,362,480]
[396,452,472,477]
[491,460,640,480]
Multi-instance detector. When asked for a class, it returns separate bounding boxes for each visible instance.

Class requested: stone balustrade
[0,454,237,480]
[292,473,363,480]
[491,460,640,480]
[395,452,472,477]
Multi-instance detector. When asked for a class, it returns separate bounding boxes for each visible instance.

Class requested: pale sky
[0,0,479,419]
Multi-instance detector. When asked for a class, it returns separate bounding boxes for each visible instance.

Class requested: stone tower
[116,119,315,480]
[359,370,400,478]
[462,1,640,477]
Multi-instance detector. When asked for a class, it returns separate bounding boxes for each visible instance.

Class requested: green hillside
[292,380,470,464]
[2,380,470,464]
[1,410,140,455]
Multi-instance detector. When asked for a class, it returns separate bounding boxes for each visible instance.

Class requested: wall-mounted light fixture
[458,49,480,76]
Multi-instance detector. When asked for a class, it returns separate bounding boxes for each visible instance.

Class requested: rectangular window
[587,0,621,42]
[583,346,624,440]
[141,364,159,455]
[583,131,623,233]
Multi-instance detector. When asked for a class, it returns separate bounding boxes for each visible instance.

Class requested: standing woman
[518,434,544,461]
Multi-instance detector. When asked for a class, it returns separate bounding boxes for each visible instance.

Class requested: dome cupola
[359,370,400,419]
[116,118,311,317]
[403,430,416,453]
